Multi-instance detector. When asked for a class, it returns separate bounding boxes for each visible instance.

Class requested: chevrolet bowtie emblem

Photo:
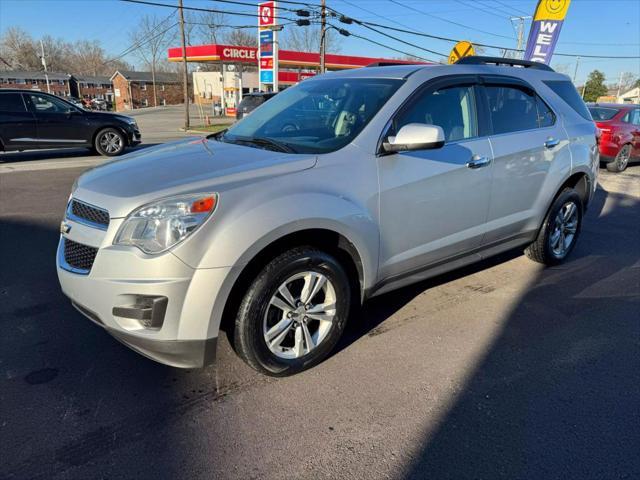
[60,221,72,234]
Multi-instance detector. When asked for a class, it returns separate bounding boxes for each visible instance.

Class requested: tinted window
[486,86,538,134]
[395,85,477,142]
[536,95,555,128]
[632,109,640,126]
[544,80,592,120]
[238,96,265,109]
[0,93,27,112]
[588,107,620,121]
[28,93,73,113]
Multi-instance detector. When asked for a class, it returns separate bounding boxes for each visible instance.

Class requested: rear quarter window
[544,80,592,121]
[588,107,620,121]
[0,93,27,112]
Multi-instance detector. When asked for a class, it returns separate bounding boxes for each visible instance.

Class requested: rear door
[0,92,37,150]
[25,92,92,148]
[480,77,569,244]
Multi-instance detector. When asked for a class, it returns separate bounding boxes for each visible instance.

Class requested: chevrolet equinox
[57,57,598,376]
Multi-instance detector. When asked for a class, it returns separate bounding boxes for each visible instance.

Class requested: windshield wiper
[227,135,297,154]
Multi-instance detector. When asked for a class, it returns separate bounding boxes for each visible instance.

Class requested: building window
[143,98,148,107]
[58,80,65,85]
[140,82,147,91]
[161,84,165,91]
[17,79,26,84]
[31,79,38,85]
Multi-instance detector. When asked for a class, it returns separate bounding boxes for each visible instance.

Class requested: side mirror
[383,123,445,153]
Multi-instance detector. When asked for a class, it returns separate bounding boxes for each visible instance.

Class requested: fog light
[112,296,168,330]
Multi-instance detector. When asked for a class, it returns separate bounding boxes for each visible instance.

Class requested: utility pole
[616,71,624,99]
[39,40,51,94]
[572,56,580,84]
[319,0,326,74]
[510,16,531,59]
[178,0,190,130]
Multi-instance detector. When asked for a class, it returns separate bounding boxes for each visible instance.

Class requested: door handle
[544,137,560,149]
[466,155,492,169]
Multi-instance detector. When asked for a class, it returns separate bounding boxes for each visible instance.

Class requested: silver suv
[57,57,598,376]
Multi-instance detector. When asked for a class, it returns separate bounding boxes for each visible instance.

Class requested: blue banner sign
[524,0,572,65]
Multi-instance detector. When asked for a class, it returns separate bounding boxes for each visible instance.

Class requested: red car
[588,103,640,172]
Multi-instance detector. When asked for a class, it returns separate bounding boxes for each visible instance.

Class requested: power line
[491,0,531,17]
[454,0,511,21]
[120,0,297,22]
[388,0,516,41]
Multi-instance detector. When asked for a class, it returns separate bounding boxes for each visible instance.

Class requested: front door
[25,92,91,148]
[377,80,493,280]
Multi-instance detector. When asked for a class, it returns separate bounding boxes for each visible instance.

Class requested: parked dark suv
[0,89,141,156]
[236,92,277,120]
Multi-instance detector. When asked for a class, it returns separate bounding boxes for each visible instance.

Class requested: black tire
[525,188,583,266]
[606,144,631,173]
[94,128,125,157]
[234,247,351,376]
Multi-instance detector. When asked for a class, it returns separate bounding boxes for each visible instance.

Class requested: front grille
[70,199,110,228]
[63,238,98,272]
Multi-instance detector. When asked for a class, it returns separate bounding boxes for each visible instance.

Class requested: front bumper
[56,222,231,368]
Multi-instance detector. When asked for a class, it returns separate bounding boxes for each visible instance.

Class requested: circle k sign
[259,2,275,27]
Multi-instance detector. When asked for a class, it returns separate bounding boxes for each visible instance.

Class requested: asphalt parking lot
[1,134,639,478]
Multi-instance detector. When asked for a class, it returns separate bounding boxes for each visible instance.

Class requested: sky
[1,0,639,86]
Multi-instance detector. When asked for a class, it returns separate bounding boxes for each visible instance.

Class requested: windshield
[588,107,619,121]
[221,78,403,154]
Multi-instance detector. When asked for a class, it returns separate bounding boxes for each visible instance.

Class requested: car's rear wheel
[525,188,582,266]
[95,128,125,156]
[234,247,351,376]
[606,144,631,172]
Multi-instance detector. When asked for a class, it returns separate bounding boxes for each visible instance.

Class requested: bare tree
[129,14,175,107]
[193,10,228,45]
[282,25,341,53]
[0,27,39,70]
[225,29,258,47]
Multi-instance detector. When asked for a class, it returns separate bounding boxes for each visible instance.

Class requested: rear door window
[485,85,539,134]
[0,93,27,112]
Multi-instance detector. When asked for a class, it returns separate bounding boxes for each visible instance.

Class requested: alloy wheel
[99,132,123,154]
[549,201,579,258]
[263,271,337,359]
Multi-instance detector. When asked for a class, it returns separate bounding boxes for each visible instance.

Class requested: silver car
[57,57,598,376]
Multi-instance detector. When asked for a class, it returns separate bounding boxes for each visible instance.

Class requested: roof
[111,70,182,83]
[75,75,112,84]
[0,70,70,81]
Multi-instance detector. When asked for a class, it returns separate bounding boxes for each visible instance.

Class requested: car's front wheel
[95,128,125,156]
[234,247,351,376]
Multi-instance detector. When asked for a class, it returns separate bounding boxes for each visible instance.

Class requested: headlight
[114,193,218,254]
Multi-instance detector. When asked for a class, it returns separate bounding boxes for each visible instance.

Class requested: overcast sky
[1,0,638,84]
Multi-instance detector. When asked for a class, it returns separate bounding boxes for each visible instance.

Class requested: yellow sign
[448,41,475,64]
[533,0,572,21]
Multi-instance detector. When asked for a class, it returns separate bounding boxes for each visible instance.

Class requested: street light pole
[178,0,190,130]
[319,0,326,74]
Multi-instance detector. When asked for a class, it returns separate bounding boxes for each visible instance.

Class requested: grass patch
[189,124,233,133]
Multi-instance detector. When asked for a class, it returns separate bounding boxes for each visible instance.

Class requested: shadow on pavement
[397,185,640,479]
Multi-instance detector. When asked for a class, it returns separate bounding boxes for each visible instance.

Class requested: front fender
[173,192,379,290]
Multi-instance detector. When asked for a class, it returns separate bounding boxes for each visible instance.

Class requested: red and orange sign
[259,1,275,27]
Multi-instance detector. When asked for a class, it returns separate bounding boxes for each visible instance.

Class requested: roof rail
[455,56,554,72]
[365,61,425,68]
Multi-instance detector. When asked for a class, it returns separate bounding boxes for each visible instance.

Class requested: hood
[73,138,317,218]
[86,111,133,122]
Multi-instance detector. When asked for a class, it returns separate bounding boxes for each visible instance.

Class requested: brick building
[72,75,114,102]
[110,70,185,110]
[0,70,72,97]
